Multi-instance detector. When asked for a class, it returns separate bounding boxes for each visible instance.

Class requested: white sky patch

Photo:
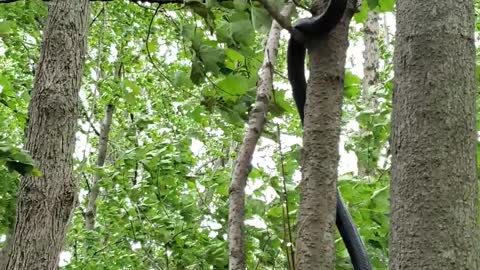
[245,215,267,229]
[130,241,142,251]
[208,230,219,238]
[261,186,278,204]
[58,251,72,267]
[165,10,178,19]
[201,218,222,231]
[158,42,180,64]
[190,138,206,156]
[25,34,36,45]
[77,189,88,204]
[74,124,93,161]
[108,44,118,63]
[245,178,264,195]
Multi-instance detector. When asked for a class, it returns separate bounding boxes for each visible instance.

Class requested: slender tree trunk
[2,1,90,269]
[390,0,478,269]
[294,0,354,269]
[361,11,379,99]
[228,3,294,269]
[358,10,379,177]
[84,103,114,230]
[84,62,121,230]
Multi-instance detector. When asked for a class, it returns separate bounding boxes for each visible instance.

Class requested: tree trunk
[390,0,478,269]
[2,1,90,269]
[361,10,379,100]
[84,62,121,230]
[294,0,354,269]
[84,103,114,230]
[357,10,379,177]
[228,3,294,269]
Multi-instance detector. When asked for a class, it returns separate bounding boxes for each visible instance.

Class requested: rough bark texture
[390,1,478,269]
[2,1,90,269]
[358,10,379,177]
[228,3,294,270]
[361,10,379,95]
[294,0,354,269]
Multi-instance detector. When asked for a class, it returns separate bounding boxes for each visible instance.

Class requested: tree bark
[2,1,90,269]
[84,62,120,230]
[294,0,354,269]
[228,3,294,270]
[361,11,379,97]
[358,10,380,177]
[84,103,114,230]
[390,0,478,269]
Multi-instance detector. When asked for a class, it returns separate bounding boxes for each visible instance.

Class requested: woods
[0,0,478,269]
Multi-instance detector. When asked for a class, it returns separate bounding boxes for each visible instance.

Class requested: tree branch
[258,0,293,32]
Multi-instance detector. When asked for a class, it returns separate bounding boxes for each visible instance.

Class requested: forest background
[0,0,476,269]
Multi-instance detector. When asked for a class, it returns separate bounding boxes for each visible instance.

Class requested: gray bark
[2,1,90,269]
[228,3,294,270]
[390,0,478,269]
[294,0,354,269]
[358,10,380,177]
[84,103,114,230]
[84,61,120,230]
[362,11,379,97]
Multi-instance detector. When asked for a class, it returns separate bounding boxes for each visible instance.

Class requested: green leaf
[173,70,193,88]
[190,57,205,84]
[217,75,248,96]
[230,14,254,46]
[233,0,248,10]
[367,0,379,9]
[344,71,361,99]
[198,45,226,74]
[353,1,369,23]
[124,79,141,95]
[0,21,14,35]
[189,105,205,123]
[379,0,395,11]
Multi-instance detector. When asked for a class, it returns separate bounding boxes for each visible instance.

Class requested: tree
[294,0,357,269]
[390,0,478,268]
[0,1,90,269]
[357,9,380,177]
[228,3,295,269]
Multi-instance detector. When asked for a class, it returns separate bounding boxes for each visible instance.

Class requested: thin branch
[145,5,175,86]
[275,123,296,270]
[89,7,105,28]
[258,0,293,32]
[80,104,101,136]
[228,2,295,269]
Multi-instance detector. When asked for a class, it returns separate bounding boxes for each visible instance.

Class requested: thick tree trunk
[294,0,354,269]
[390,0,478,269]
[2,1,90,269]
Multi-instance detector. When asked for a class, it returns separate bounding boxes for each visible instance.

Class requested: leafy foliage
[0,0,401,269]
[0,142,41,176]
